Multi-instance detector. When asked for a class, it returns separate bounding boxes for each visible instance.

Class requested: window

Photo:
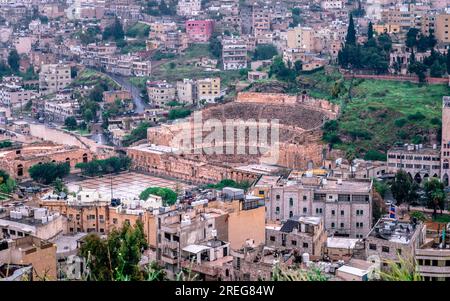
[289,198,293,206]
[303,242,308,248]
[369,244,377,250]
[382,246,390,253]
[275,207,280,214]
[303,207,307,213]
[291,240,297,246]
[331,222,335,228]
[259,190,264,195]
[9,230,16,235]
[276,195,280,200]
[340,210,344,216]
[303,196,307,200]
[340,223,344,228]
[289,211,293,217]
[113,218,118,224]
[331,210,335,215]
[397,249,402,255]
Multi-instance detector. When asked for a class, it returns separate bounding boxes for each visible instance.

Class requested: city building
[435,13,450,44]
[39,63,72,95]
[176,79,196,105]
[265,175,373,238]
[0,83,32,109]
[441,96,450,186]
[222,37,248,70]
[146,81,176,107]
[185,20,214,43]
[387,144,441,183]
[265,216,327,258]
[177,0,201,17]
[366,218,426,270]
[196,77,221,103]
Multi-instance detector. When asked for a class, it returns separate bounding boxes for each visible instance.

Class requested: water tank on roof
[302,253,310,263]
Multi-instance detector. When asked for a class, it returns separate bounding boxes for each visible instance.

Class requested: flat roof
[182,244,211,254]
[129,143,178,154]
[327,237,359,249]
[337,265,368,277]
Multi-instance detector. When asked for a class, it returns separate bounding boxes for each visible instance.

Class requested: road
[102,72,148,113]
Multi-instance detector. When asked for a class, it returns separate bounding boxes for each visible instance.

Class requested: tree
[254,44,278,60]
[53,178,68,195]
[64,116,77,130]
[28,162,70,185]
[430,60,445,78]
[209,33,222,58]
[294,60,303,74]
[89,85,104,102]
[424,177,446,218]
[447,51,450,74]
[7,50,20,72]
[345,14,356,45]
[0,170,16,194]
[391,170,414,206]
[408,61,427,83]
[367,21,374,40]
[103,18,124,41]
[122,122,152,147]
[76,156,131,176]
[406,28,419,49]
[139,187,177,206]
[79,220,147,281]
[83,108,94,123]
[168,108,191,120]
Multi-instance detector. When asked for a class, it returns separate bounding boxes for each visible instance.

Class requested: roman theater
[128,92,339,184]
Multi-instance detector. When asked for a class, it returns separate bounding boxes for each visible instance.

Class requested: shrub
[364,150,386,161]
[394,118,407,127]
[139,187,177,206]
[407,112,426,121]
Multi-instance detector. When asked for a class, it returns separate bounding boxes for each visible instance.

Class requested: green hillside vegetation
[300,70,450,160]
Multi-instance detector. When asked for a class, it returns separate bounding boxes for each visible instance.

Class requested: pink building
[185,20,214,43]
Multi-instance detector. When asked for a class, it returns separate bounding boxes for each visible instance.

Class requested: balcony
[161,240,179,250]
[161,254,178,265]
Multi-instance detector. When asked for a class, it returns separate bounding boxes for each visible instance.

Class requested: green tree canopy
[64,116,78,130]
[139,187,177,206]
[424,177,446,217]
[7,50,20,72]
[345,14,356,45]
[29,162,70,185]
[254,44,278,60]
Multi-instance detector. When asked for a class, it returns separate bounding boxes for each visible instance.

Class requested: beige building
[176,79,196,105]
[176,0,201,17]
[222,37,248,70]
[0,84,32,109]
[39,63,72,95]
[196,77,221,103]
[435,13,450,44]
[287,26,315,51]
[441,96,450,186]
[146,81,176,107]
[0,236,57,280]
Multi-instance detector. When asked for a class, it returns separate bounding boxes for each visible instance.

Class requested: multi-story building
[44,100,80,122]
[185,20,214,43]
[0,206,64,241]
[176,78,196,105]
[387,144,441,183]
[146,81,176,107]
[415,224,450,281]
[196,77,221,103]
[265,216,327,258]
[176,0,201,17]
[39,63,72,95]
[441,96,450,186]
[265,176,373,238]
[222,37,248,70]
[0,236,57,280]
[435,13,450,44]
[366,218,426,270]
[286,26,316,51]
[321,0,344,10]
[0,83,32,109]
[252,3,271,44]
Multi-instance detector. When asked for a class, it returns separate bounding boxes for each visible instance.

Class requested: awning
[182,244,211,254]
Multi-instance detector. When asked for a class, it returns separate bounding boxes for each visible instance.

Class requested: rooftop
[368,218,419,244]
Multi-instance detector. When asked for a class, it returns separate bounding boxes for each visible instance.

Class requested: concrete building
[222,37,248,70]
[44,100,80,123]
[146,81,176,107]
[39,63,72,95]
[435,13,450,44]
[265,216,327,258]
[248,71,268,82]
[366,218,426,270]
[321,0,344,10]
[185,20,214,43]
[103,90,132,104]
[196,77,221,103]
[176,78,196,105]
[0,83,32,109]
[176,0,201,17]
[0,206,64,241]
[265,176,373,238]
[415,224,450,281]
[441,96,450,186]
[387,144,441,183]
[252,4,271,44]
[0,236,57,280]
[286,26,315,51]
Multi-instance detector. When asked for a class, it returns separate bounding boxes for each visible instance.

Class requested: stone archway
[423,173,429,182]
[414,173,422,184]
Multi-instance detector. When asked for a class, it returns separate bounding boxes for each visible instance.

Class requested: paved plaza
[67,172,195,200]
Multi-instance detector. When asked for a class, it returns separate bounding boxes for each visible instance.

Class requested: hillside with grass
[299,70,450,160]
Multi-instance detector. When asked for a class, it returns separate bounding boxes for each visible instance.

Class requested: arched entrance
[414,173,422,184]
[17,164,23,177]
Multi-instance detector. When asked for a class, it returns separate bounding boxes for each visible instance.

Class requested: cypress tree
[345,14,356,45]
[367,21,374,40]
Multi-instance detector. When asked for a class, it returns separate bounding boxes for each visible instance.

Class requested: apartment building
[387,144,441,183]
[176,78,196,104]
[366,218,426,270]
[39,63,72,95]
[0,83,32,109]
[442,96,450,186]
[265,216,327,258]
[185,20,214,43]
[435,13,450,44]
[196,77,221,103]
[286,26,316,51]
[222,37,248,70]
[321,0,344,10]
[44,100,80,122]
[176,0,201,17]
[252,4,272,44]
[264,175,373,238]
[146,81,176,107]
